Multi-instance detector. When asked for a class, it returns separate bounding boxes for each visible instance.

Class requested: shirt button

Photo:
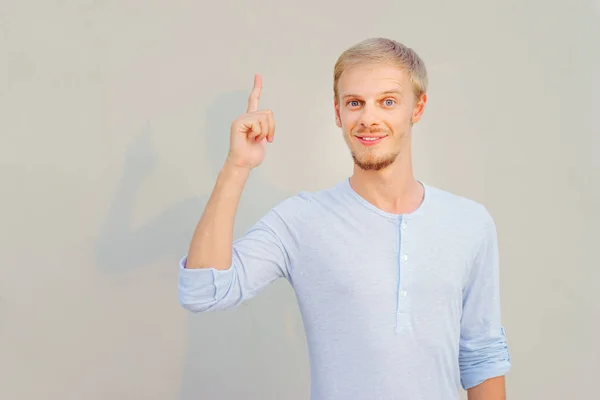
[401,222,407,230]
[400,290,407,297]
[402,254,408,261]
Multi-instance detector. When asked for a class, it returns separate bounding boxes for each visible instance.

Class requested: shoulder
[423,184,500,267]
[272,181,348,213]
[250,186,335,245]
[424,183,495,231]
[270,190,314,217]
[266,181,350,225]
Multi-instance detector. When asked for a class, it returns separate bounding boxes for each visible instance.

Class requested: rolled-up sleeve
[459,214,511,390]
[178,255,238,312]
[178,194,308,313]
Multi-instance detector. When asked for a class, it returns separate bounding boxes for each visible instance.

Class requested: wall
[1,1,598,399]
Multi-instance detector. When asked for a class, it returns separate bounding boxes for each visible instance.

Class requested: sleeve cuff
[461,361,511,390]
[178,255,234,307]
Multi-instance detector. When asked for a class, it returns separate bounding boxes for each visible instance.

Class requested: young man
[178,38,511,399]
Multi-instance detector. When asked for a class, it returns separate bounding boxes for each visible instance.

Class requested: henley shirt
[178,178,511,399]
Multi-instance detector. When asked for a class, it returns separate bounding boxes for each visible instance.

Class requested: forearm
[185,160,251,270]
[467,376,506,400]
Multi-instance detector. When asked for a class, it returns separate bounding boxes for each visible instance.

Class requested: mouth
[354,135,387,146]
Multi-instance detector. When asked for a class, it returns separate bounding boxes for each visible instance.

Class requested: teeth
[361,137,379,141]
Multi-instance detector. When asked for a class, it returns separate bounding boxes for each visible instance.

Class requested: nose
[358,103,380,128]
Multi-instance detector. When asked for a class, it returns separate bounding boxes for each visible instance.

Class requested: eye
[383,98,396,106]
[348,100,361,107]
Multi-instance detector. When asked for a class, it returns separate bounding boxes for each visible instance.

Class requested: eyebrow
[341,90,404,99]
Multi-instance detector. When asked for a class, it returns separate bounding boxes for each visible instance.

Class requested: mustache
[354,126,388,135]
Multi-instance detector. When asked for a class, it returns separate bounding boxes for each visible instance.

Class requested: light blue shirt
[178,179,511,399]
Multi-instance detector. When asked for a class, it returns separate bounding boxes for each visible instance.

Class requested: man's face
[335,63,426,171]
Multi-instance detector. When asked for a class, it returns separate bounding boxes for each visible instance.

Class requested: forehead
[338,63,410,97]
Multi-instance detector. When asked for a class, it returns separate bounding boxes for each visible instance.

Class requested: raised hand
[226,74,275,170]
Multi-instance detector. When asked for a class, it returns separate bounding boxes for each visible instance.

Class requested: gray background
[1,1,598,399]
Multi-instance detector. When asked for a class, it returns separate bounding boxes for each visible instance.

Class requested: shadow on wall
[96,90,310,399]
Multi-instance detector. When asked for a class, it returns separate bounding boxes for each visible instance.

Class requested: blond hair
[333,37,428,101]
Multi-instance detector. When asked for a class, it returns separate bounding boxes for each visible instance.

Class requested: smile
[355,135,386,146]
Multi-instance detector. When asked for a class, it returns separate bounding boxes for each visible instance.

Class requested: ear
[411,93,427,124]
[334,100,342,127]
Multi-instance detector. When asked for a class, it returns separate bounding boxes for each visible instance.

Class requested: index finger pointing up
[247,73,262,113]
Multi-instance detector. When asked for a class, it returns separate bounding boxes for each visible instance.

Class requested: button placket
[396,217,411,332]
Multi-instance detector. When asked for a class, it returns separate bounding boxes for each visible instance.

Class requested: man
[178,37,511,399]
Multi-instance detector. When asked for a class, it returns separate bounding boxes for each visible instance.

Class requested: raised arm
[185,74,275,272]
[179,74,293,313]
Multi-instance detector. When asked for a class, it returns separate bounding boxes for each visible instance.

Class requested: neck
[349,148,424,215]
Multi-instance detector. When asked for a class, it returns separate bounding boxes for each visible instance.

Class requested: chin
[351,151,398,171]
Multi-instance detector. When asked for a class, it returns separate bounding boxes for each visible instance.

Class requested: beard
[344,126,399,171]
[351,150,398,171]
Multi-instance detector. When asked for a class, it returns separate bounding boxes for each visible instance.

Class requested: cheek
[340,112,358,130]
[392,109,414,127]
[337,115,347,129]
